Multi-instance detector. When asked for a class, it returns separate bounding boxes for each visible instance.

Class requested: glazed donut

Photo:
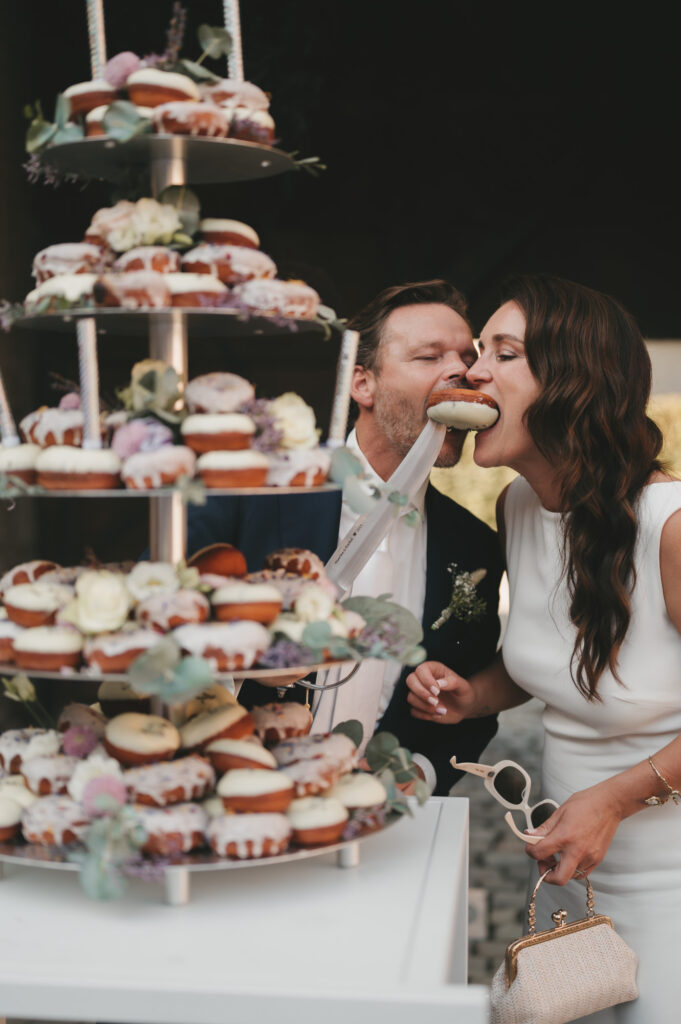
[211,581,283,625]
[24,274,98,314]
[251,703,314,745]
[271,733,358,774]
[217,768,294,813]
[0,795,23,841]
[63,79,116,117]
[243,569,311,610]
[21,795,92,846]
[199,219,260,248]
[263,548,326,580]
[0,774,39,810]
[152,100,229,137]
[184,372,254,415]
[123,756,215,807]
[179,703,254,753]
[132,802,207,856]
[104,713,181,766]
[172,621,271,672]
[206,811,291,859]
[0,619,23,662]
[278,757,343,798]
[84,628,161,673]
[287,796,349,847]
[20,408,86,448]
[165,272,228,308]
[32,243,109,284]
[94,271,171,309]
[181,413,256,453]
[136,589,210,632]
[201,79,270,112]
[57,702,107,737]
[0,727,60,774]
[97,679,151,717]
[266,449,331,488]
[187,543,247,578]
[196,449,269,488]
[12,625,83,670]
[426,387,499,431]
[113,246,180,274]
[36,446,121,490]
[229,107,275,145]
[2,582,73,627]
[181,244,276,285]
[205,737,276,774]
[121,446,196,490]
[126,69,200,106]
[233,278,320,320]
[0,443,41,484]
[21,754,80,796]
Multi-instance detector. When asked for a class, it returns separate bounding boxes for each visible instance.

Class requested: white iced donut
[426,388,499,430]
[184,372,255,415]
[206,812,291,859]
[104,713,181,766]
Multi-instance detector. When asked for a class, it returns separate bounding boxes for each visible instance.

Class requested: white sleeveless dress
[502,476,681,1024]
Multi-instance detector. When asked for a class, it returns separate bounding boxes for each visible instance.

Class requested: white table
[0,797,487,1024]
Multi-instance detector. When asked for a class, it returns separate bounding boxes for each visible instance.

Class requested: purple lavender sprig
[121,855,175,882]
[239,398,284,454]
[23,154,82,188]
[163,2,187,65]
[257,639,315,669]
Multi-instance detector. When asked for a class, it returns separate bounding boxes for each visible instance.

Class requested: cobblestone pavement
[458,697,545,985]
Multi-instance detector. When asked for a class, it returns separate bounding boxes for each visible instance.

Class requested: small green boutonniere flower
[431,564,487,630]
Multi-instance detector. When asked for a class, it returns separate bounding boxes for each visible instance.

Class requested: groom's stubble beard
[372,382,465,468]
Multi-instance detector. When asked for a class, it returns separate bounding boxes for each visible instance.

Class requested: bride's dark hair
[502,273,663,700]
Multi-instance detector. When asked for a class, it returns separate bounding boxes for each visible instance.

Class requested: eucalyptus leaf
[25,119,57,154]
[52,122,85,145]
[159,185,201,237]
[388,490,408,506]
[403,644,426,666]
[165,656,214,699]
[342,474,379,516]
[128,637,181,693]
[197,24,233,59]
[302,620,333,647]
[332,719,364,748]
[178,58,222,84]
[403,508,423,529]
[171,231,195,248]
[103,101,152,142]
[329,445,363,485]
[412,778,431,805]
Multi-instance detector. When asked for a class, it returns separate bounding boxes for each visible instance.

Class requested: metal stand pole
[85,0,107,78]
[327,329,359,447]
[165,866,190,905]
[337,841,360,868]
[223,1,245,82]
[0,370,20,446]
[76,318,102,448]
[150,143,189,199]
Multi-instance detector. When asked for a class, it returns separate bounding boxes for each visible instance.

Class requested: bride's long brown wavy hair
[502,274,663,700]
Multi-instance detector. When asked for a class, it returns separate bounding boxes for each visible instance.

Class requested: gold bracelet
[644,756,681,807]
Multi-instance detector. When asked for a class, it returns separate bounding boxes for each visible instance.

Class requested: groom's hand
[406,660,476,724]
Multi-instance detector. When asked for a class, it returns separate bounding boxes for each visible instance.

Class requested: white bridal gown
[502,476,681,1024]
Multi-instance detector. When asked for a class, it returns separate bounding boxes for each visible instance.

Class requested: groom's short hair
[348,279,470,375]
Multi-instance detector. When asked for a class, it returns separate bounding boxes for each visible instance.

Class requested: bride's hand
[523,783,625,884]
[406,661,477,724]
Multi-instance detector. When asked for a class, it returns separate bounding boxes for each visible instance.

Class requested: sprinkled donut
[251,703,313,745]
[104,713,181,766]
[124,756,215,807]
[0,728,61,774]
[271,732,358,774]
[121,445,196,489]
[131,802,207,856]
[135,589,210,632]
[184,372,255,415]
[21,795,92,846]
[172,621,270,672]
[206,812,291,859]
[21,754,80,796]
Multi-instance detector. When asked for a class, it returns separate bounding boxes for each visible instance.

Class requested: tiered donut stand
[0,0,392,904]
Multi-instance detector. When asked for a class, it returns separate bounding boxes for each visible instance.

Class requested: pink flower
[104,51,143,89]
[111,417,174,458]
[59,392,81,410]
[62,725,99,758]
[82,775,128,817]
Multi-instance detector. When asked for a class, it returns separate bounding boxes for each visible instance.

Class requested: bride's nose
[465,354,490,386]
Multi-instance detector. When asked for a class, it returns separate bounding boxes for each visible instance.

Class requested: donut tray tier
[0,661,350,685]
[0,813,402,905]
[16,307,330,339]
[2,483,341,499]
[37,135,297,186]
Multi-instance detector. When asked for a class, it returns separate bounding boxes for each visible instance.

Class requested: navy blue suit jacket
[187,485,503,795]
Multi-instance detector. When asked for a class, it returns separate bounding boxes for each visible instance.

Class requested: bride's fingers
[407,691,438,715]
[406,662,449,699]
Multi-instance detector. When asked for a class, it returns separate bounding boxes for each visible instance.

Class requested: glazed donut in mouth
[426,388,499,431]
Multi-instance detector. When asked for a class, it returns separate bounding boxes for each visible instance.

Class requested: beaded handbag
[490,870,639,1024]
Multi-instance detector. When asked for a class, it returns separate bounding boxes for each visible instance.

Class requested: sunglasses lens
[493,766,527,804]
[531,801,555,828]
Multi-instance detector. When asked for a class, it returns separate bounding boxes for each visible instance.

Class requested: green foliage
[69,808,146,901]
[25,101,57,154]
[102,101,153,143]
[197,24,232,60]
[128,638,213,702]
[1,674,55,728]
[332,718,364,748]
[329,445,363,485]
[365,732,430,813]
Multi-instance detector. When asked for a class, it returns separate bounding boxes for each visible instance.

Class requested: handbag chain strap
[528,868,595,935]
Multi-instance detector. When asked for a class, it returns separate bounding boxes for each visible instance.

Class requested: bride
[407,273,681,1022]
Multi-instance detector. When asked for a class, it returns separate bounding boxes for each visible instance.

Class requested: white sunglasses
[451,757,558,845]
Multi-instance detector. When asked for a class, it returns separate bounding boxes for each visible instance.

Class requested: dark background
[0,0,679,567]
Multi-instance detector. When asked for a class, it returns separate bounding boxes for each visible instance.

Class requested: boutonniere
[431,564,487,630]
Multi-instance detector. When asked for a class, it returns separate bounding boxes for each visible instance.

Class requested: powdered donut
[181,413,256,453]
[64,79,116,116]
[198,219,260,248]
[426,387,499,430]
[32,243,109,284]
[84,628,161,672]
[152,100,229,137]
[251,703,313,745]
[165,272,228,308]
[126,68,200,106]
[3,582,74,627]
[104,713,181,766]
[287,795,349,846]
[0,443,41,484]
[35,446,121,490]
[0,728,60,774]
[24,274,98,313]
[233,278,319,320]
[124,756,215,807]
[172,621,270,672]
[217,768,294,813]
[184,372,254,415]
[181,244,276,285]
[196,449,269,488]
[206,811,291,859]
[0,619,24,662]
[179,703,254,752]
[136,589,210,632]
[12,625,83,670]
[132,801,207,856]
[205,736,276,773]
[21,754,80,796]
[21,795,92,846]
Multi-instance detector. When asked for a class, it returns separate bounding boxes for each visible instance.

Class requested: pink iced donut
[136,589,210,632]
[124,756,215,807]
[184,372,255,415]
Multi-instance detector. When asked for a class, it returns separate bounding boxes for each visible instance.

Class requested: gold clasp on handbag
[505,869,615,986]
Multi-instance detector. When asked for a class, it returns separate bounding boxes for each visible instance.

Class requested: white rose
[330,608,366,639]
[108,223,141,253]
[60,570,132,635]
[271,613,306,643]
[294,583,336,623]
[268,392,319,450]
[68,752,124,803]
[126,561,179,603]
[132,198,181,245]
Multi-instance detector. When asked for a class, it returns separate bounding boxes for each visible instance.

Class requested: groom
[187,279,503,794]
